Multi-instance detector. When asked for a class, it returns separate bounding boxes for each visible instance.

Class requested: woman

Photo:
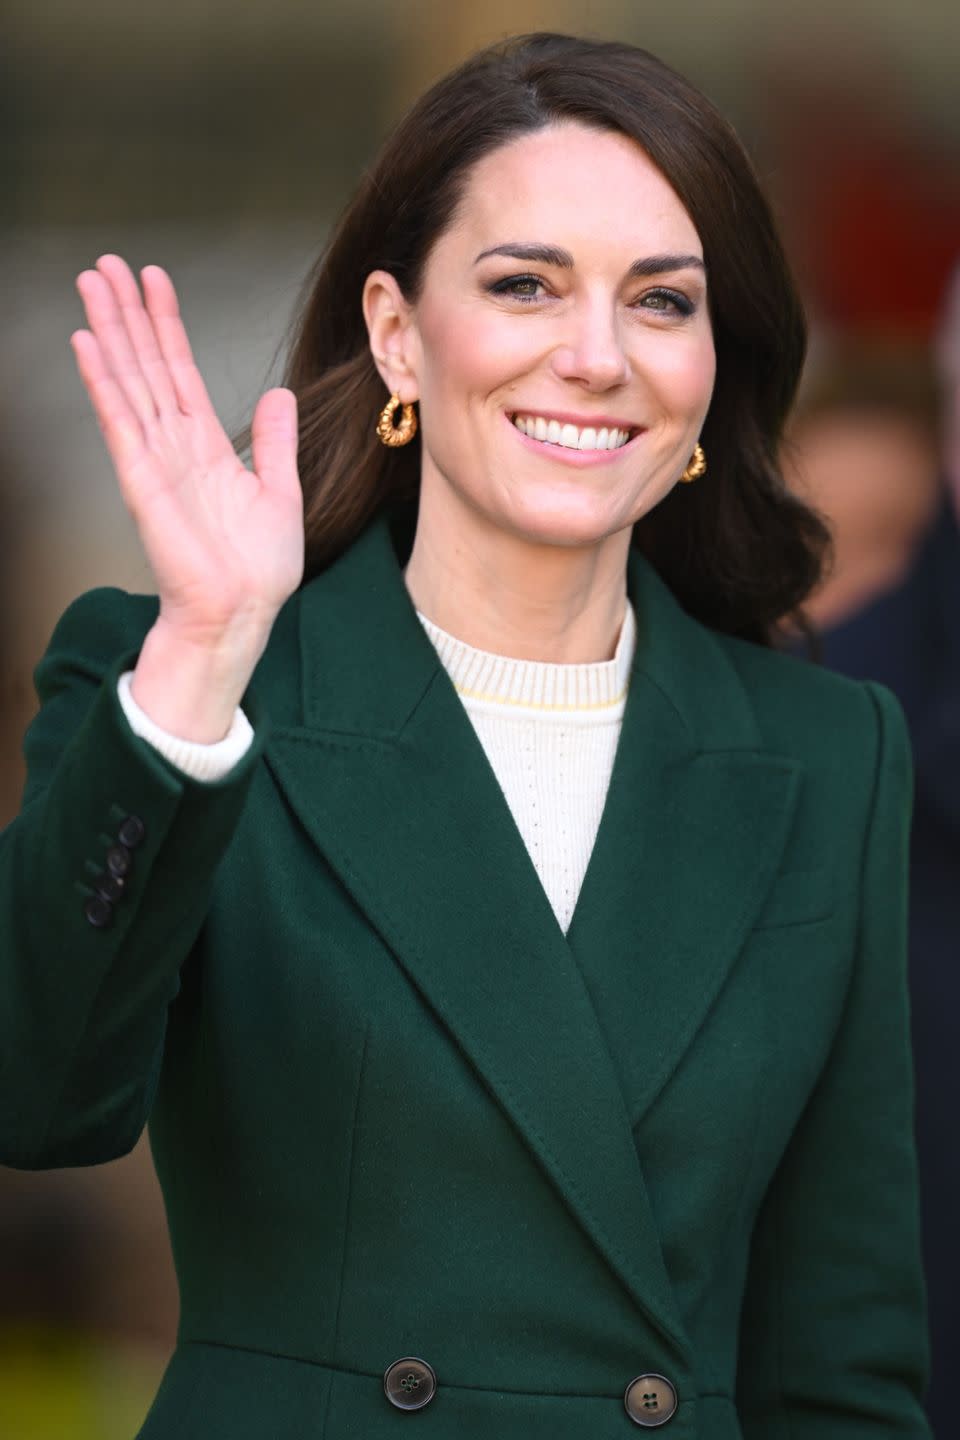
[0,32,930,1439]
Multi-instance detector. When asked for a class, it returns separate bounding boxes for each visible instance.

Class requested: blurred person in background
[0,33,932,1440]
[783,320,960,1439]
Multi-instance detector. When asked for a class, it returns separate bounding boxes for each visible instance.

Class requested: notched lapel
[262,515,689,1356]
[258,515,804,1361]
[266,674,689,1357]
[566,556,804,1130]
[567,722,802,1130]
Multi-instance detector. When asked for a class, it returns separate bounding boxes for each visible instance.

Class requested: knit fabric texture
[415,603,636,932]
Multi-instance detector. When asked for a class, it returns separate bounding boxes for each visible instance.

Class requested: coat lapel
[261,509,800,1359]
[565,557,803,1130]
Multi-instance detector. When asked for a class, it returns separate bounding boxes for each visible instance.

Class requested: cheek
[635,331,716,413]
[417,307,543,411]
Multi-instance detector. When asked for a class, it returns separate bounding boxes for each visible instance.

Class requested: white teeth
[512,414,633,451]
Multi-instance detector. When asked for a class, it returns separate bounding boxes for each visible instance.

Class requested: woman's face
[373,121,716,550]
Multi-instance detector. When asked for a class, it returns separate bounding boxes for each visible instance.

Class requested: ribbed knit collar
[415,602,636,714]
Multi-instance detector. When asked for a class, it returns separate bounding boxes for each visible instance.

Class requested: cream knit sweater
[116,602,636,935]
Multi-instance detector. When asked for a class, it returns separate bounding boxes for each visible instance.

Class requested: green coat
[0,509,931,1438]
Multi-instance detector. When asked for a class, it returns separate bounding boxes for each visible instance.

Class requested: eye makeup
[483,273,697,317]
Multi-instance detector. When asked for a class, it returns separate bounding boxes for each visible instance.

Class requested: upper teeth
[512,415,632,450]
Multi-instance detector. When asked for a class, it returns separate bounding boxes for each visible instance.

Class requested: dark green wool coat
[0,509,931,1438]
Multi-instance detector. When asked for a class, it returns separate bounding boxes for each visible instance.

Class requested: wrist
[131,617,268,743]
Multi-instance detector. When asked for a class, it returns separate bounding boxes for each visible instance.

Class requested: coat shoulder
[711,629,902,770]
[35,586,161,690]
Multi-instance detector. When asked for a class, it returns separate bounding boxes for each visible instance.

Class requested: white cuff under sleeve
[116,669,255,782]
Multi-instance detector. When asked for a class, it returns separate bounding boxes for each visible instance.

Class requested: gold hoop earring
[679,442,706,483]
[376,393,418,448]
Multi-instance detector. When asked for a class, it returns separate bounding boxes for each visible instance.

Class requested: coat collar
[260,507,801,1360]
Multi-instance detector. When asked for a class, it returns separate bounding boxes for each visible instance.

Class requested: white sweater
[116,602,636,934]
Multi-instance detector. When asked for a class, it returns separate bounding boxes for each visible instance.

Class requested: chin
[488,482,643,551]
[498,502,634,551]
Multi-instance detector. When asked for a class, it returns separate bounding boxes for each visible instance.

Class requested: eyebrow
[473,243,706,278]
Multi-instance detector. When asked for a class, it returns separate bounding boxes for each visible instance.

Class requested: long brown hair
[240,32,829,645]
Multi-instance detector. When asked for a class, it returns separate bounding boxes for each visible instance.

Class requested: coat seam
[331,1019,370,1365]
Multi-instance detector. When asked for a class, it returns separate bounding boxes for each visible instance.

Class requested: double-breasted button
[383,1357,437,1411]
[105,844,133,878]
[624,1373,678,1427]
[117,814,146,848]
[84,895,114,929]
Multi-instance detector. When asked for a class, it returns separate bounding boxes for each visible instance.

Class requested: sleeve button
[94,872,125,903]
[117,815,146,848]
[105,844,133,878]
[84,895,113,928]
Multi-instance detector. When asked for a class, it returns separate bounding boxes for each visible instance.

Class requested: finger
[96,254,180,416]
[139,264,219,419]
[69,329,146,486]
[250,389,302,502]
[75,259,159,428]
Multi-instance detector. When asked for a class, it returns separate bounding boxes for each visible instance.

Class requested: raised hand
[70,254,305,739]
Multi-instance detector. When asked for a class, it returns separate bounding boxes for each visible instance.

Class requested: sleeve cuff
[116,669,255,783]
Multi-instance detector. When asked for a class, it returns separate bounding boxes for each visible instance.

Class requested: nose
[550,297,632,391]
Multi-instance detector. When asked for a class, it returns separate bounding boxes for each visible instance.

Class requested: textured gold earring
[678,442,706,483]
[376,393,418,448]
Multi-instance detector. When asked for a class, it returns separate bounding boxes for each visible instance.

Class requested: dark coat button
[105,844,133,878]
[383,1357,437,1411]
[94,872,125,904]
[117,814,146,848]
[624,1374,678,1427]
[84,895,113,929]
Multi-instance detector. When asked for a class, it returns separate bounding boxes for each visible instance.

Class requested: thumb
[251,388,300,499]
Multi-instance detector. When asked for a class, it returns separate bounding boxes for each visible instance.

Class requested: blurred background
[2,1,958,1436]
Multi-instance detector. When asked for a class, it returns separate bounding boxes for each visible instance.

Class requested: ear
[362,270,420,402]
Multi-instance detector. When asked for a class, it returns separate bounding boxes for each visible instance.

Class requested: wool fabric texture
[116,603,637,934]
[5,509,925,1438]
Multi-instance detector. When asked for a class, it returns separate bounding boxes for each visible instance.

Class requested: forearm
[0,595,268,1168]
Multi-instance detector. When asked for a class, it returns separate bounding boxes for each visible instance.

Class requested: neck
[403,480,632,665]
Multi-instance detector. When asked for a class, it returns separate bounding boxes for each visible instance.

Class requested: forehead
[443,122,702,261]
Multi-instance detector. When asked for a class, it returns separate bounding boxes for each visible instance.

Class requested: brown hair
[240,31,829,645]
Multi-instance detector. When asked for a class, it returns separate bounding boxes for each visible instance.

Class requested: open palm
[71,254,304,647]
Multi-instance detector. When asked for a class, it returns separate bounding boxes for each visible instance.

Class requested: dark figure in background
[784,343,960,1438]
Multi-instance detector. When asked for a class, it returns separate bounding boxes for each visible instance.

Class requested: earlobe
[363,269,419,402]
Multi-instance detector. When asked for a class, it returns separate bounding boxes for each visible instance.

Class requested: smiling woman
[361,123,717,646]
[0,29,931,1440]
[274,33,827,647]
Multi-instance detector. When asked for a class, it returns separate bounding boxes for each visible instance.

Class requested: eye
[635,287,696,317]
[485,273,548,303]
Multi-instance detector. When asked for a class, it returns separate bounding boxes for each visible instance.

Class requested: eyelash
[486,273,696,316]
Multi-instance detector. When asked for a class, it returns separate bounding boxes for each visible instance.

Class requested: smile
[509,412,638,452]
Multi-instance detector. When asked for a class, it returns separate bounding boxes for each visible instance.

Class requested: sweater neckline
[415,603,636,713]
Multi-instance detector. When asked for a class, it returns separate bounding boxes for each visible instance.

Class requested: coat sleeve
[736,681,932,1438]
[0,587,270,1170]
